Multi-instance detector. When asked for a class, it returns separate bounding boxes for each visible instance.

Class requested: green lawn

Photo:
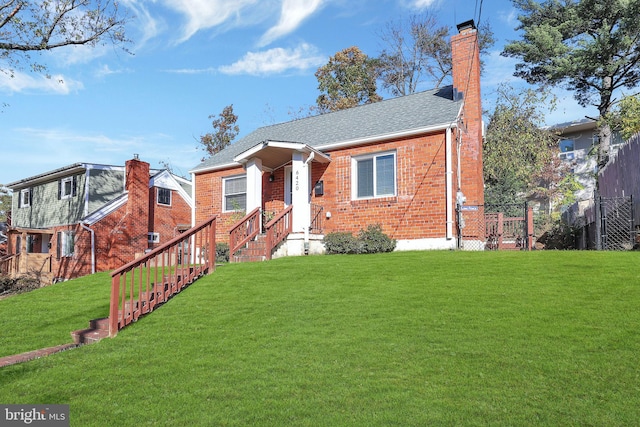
[1,251,639,426]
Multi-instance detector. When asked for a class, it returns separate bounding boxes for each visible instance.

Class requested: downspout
[81,223,96,274]
[446,126,454,240]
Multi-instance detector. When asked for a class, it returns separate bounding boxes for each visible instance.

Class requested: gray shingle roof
[191,86,461,172]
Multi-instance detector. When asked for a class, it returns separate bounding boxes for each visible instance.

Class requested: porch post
[291,152,311,233]
[245,158,263,213]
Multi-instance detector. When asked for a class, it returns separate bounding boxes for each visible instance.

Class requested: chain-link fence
[457,203,533,251]
[600,196,635,250]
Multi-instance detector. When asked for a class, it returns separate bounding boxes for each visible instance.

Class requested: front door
[284,166,292,206]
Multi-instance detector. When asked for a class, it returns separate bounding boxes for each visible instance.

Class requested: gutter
[80,223,96,274]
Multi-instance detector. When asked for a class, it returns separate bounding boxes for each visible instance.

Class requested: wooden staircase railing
[109,215,217,337]
[265,206,293,260]
[229,207,261,257]
[0,253,19,277]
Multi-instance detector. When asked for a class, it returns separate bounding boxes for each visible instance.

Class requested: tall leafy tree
[0,1,130,78]
[502,0,640,168]
[604,93,640,141]
[484,84,578,212]
[315,46,381,113]
[377,14,495,96]
[200,104,239,158]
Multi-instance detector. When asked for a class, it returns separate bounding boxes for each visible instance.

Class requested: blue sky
[0,0,596,185]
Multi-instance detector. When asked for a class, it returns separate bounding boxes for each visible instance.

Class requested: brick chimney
[125,157,150,254]
[451,19,484,206]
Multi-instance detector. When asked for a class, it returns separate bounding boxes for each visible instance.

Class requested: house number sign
[295,170,300,191]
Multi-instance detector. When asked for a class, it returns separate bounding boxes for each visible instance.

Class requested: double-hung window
[352,151,396,199]
[157,187,171,206]
[57,230,74,258]
[223,175,246,212]
[59,176,77,199]
[19,188,31,208]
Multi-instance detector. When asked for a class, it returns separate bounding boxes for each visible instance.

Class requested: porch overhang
[233,140,331,171]
[8,226,55,235]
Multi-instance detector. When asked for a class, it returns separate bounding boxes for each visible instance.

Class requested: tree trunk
[598,75,613,169]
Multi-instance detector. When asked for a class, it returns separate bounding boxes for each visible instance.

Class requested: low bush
[323,232,362,254]
[0,275,41,297]
[216,242,230,263]
[323,224,396,255]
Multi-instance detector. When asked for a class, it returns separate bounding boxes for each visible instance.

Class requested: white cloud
[122,0,165,48]
[259,0,324,47]
[95,64,131,78]
[161,0,262,43]
[0,71,83,94]
[499,8,519,31]
[219,43,325,75]
[408,0,440,9]
[481,50,520,89]
[4,127,201,180]
[163,67,218,74]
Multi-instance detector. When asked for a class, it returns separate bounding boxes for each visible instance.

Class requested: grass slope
[1,251,639,426]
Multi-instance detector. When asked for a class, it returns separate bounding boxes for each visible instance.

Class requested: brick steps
[233,235,267,263]
[71,317,110,345]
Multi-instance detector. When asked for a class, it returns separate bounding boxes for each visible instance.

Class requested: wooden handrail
[229,207,261,256]
[264,206,293,260]
[109,215,217,337]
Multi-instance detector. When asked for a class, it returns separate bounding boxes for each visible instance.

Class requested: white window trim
[222,174,247,213]
[148,232,160,243]
[157,187,172,206]
[61,176,74,199]
[351,151,397,200]
[20,188,30,207]
[58,230,74,258]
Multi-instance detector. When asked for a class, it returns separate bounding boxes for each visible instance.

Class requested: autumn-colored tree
[0,1,130,78]
[199,104,239,158]
[315,46,381,113]
[502,0,640,168]
[377,15,495,96]
[484,84,579,212]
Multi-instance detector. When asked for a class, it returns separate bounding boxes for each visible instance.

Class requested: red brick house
[1,157,192,283]
[190,20,484,256]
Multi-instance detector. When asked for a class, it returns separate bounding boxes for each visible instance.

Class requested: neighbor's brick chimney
[125,156,150,255]
[451,20,484,206]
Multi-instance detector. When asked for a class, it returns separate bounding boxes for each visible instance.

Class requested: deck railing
[229,207,261,257]
[0,254,19,277]
[109,215,217,337]
[264,206,293,260]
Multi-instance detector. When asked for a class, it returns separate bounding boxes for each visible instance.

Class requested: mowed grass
[1,251,639,426]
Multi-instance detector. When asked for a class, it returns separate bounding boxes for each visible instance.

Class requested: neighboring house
[549,118,626,218]
[1,157,192,283]
[551,118,626,201]
[190,20,484,255]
